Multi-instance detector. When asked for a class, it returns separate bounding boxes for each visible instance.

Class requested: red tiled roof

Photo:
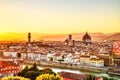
[0,61,2,65]
[63,78,73,80]
[60,71,87,80]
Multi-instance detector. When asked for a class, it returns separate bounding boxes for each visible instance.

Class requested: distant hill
[39,33,106,41]
[102,33,120,41]
[0,32,47,41]
[0,32,120,41]
[40,32,120,41]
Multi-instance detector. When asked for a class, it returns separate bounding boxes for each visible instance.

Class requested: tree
[89,75,92,80]
[36,74,63,80]
[18,65,29,77]
[29,63,39,71]
[1,76,30,80]
[17,64,58,80]
[102,76,109,80]
[42,67,55,74]
[109,78,117,80]
[86,74,96,80]
[24,71,42,80]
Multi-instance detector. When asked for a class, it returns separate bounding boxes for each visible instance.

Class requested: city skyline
[0,0,120,34]
[0,0,120,79]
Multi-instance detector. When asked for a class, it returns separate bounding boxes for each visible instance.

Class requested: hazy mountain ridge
[0,32,120,41]
[102,33,120,41]
[39,32,120,41]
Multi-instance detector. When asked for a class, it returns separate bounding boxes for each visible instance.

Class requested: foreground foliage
[36,74,63,80]
[5,63,117,80]
[1,76,30,80]
[17,63,56,80]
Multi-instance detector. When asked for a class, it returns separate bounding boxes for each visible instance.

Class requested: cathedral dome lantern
[82,32,91,44]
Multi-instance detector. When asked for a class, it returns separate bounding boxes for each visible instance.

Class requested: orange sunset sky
[0,0,120,41]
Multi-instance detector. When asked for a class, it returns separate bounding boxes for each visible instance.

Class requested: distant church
[65,31,92,46]
[82,32,91,44]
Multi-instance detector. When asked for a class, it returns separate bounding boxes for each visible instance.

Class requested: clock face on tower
[113,40,120,58]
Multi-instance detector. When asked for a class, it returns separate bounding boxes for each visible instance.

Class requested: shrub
[36,74,63,80]
[24,71,42,80]
[1,76,30,80]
